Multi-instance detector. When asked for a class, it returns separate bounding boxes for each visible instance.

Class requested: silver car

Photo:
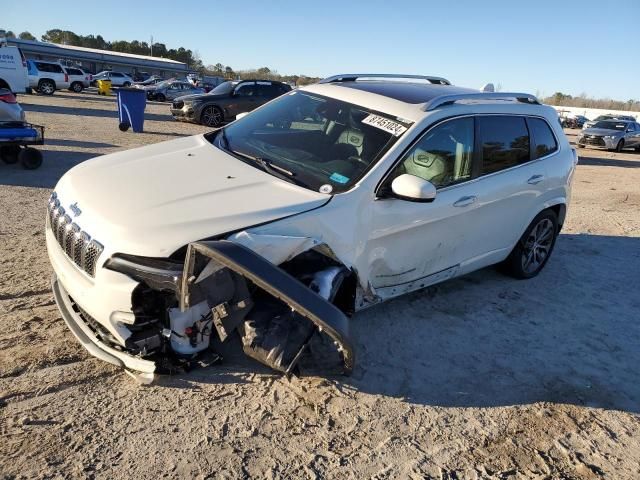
[583,114,636,130]
[151,81,205,102]
[577,120,640,152]
[0,88,25,122]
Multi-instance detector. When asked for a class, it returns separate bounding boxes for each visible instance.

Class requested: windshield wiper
[229,149,309,187]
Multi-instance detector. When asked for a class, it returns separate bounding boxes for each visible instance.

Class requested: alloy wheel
[521,218,554,274]
[202,106,222,127]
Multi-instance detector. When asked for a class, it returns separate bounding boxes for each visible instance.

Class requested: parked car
[0,44,29,94]
[149,80,205,102]
[133,76,163,87]
[577,120,640,152]
[47,73,577,383]
[170,79,292,126]
[91,71,133,87]
[133,72,151,82]
[64,66,92,93]
[583,114,636,129]
[27,60,70,95]
[0,88,25,122]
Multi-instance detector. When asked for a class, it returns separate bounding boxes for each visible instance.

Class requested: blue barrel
[116,87,146,133]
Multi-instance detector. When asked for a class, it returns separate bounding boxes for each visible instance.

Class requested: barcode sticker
[362,114,408,136]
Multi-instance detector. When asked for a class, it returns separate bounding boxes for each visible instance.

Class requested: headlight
[604,135,619,139]
[105,254,183,294]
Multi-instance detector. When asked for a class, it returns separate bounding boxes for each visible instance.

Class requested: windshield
[209,81,236,95]
[207,90,410,193]
[592,121,627,131]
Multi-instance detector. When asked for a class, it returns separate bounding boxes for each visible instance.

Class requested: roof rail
[319,74,451,85]
[422,92,540,111]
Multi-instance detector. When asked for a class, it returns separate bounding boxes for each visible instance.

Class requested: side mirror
[390,174,436,202]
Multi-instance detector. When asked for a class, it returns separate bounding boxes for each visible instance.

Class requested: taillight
[0,92,17,104]
[64,74,69,82]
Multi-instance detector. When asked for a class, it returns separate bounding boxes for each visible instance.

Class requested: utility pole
[150,35,153,56]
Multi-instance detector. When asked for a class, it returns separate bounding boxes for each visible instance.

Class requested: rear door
[465,115,551,260]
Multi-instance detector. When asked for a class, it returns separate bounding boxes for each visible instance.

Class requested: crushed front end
[49,214,354,383]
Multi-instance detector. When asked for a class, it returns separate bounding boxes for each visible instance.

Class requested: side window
[528,117,558,159]
[51,64,64,74]
[35,62,49,72]
[255,82,273,96]
[235,82,256,97]
[626,123,635,132]
[112,72,124,78]
[478,116,530,175]
[393,117,474,188]
[67,68,81,75]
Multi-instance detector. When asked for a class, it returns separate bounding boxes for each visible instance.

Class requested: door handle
[453,195,477,207]
[527,174,545,185]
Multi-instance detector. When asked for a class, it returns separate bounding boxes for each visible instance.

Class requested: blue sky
[4,0,639,100]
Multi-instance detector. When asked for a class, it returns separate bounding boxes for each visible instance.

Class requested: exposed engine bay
[100,239,355,382]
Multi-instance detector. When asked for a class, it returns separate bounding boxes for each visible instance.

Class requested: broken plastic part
[180,241,354,375]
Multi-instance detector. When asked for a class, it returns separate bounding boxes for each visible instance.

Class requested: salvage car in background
[47,74,576,383]
[170,79,291,126]
[583,114,636,129]
[577,120,640,152]
[150,80,204,102]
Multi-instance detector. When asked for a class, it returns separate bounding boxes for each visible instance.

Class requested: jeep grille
[47,192,103,277]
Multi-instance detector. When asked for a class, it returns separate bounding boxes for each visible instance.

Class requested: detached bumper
[52,274,156,382]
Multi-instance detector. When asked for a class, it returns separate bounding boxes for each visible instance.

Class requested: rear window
[478,116,530,175]
[528,118,558,159]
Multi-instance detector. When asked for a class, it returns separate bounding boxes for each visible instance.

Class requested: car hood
[582,128,623,136]
[54,135,329,258]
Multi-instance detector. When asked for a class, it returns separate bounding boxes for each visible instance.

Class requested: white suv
[46,74,577,382]
[27,60,70,95]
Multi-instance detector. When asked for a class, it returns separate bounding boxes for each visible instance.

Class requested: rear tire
[123,82,131,87]
[19,147,43,170]
[501,209,559,279]
[200,105,223,127]
[155,93,166,102]
[38,79,55,95]
[0,145,21,164]
[71,82,83,93]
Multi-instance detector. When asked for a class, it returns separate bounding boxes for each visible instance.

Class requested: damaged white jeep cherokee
[47,74,577,383]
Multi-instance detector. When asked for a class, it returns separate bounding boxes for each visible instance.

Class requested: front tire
[38,79,55,95]
[155,93,166,102]
[615,139,625,153]
[123,82,131,87]
[501,210,559,279]
[200,105,223,127]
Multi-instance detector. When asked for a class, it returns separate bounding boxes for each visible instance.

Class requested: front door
[367,116,482,298]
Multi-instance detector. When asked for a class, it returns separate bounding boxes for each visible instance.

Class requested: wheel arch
[0,78,10,90]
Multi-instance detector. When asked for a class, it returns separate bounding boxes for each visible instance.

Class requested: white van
[0,45,29,94]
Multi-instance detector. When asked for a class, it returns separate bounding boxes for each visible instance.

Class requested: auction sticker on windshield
[362,114,408,137]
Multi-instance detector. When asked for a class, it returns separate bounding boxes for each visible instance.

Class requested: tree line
[543,92,639,112]
[2,28,320,85]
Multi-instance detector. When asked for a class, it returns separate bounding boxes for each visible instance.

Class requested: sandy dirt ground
[1,91,639,479]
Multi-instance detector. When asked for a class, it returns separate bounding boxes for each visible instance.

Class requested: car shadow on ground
[21,103,172,122]
[578,156,640,168]
[46,138,119,149]
[338,233,640,413]
[0,149,96,188]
